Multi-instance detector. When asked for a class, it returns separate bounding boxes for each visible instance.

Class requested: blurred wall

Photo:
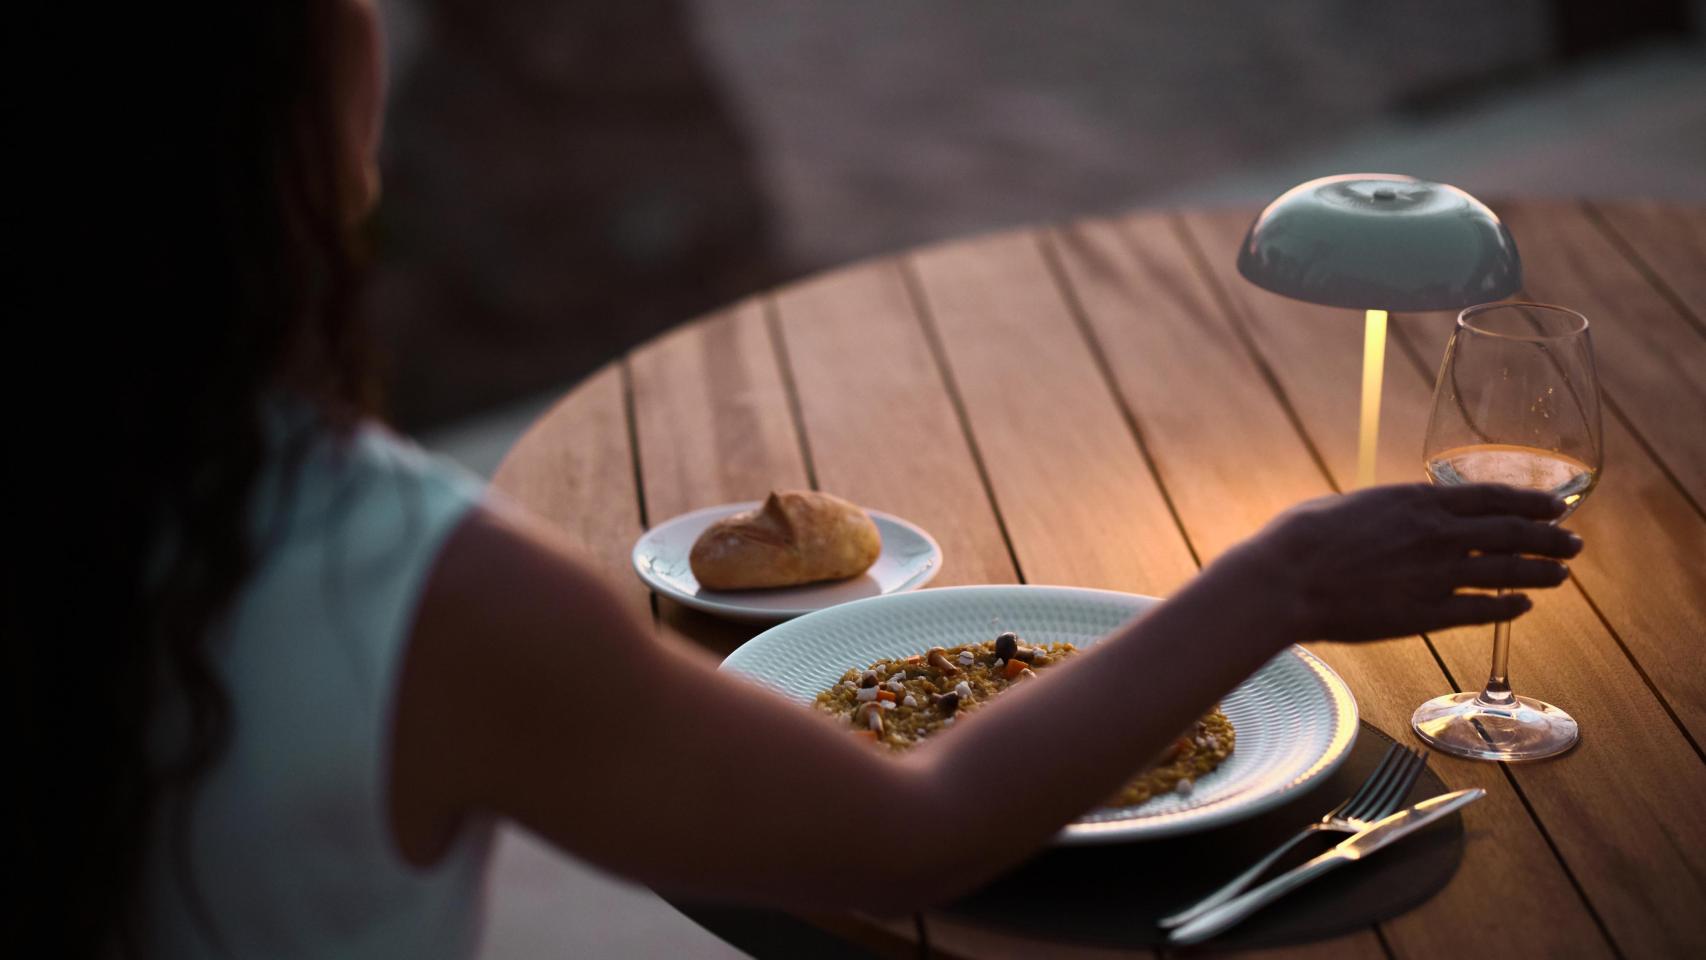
[372,0,781,428]
[378,0,1703,429]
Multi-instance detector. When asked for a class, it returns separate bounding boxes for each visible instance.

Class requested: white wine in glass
[1413,302,1602,762]
[1426,444,1598,508]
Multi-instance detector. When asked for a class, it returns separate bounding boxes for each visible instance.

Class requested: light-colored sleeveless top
[144,418,493,959]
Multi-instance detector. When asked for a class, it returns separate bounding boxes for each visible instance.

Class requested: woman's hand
[1224,483,1581,644]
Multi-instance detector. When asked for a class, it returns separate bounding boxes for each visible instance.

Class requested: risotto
[812,630,1234,808]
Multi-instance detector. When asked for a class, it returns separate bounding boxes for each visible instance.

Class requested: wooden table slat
[772,259,1021,587]
[1586,199,1706,340]
[1181,208,1706,958]
[904,231,1200,595]
[1499,200,1706,512]
[491,363,652,622]
[1053,215,1609,959]
[628,298,812,523]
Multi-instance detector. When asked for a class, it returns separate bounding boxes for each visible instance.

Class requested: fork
[1158,742,1427,929]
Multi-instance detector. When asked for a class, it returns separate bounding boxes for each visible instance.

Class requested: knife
[1168,787,1485,945]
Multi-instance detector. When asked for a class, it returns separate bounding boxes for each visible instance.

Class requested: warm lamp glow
[1358,309,1388,489]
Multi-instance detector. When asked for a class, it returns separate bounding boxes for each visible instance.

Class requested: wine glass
[1412,301,1602,761]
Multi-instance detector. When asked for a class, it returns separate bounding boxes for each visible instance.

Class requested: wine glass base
[1411,692,1579,761]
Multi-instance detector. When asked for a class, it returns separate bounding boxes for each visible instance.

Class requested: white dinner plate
[632,501,943,623]
[720,585,1359,843]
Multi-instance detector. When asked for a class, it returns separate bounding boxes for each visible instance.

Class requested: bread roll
[690,491,881,590]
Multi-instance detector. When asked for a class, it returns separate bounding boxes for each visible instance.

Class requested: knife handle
[1159,826,1318,928]
[1168,849,1349,945]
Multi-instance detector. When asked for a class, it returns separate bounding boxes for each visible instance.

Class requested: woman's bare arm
[388,484,1577,913]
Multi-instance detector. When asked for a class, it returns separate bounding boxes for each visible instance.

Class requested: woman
[20,2,1579,957]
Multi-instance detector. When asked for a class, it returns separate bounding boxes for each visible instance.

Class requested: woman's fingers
[1449,515,1581,558]
[1450,555,1570,591]
[1429,592,1534,631]
[1431,482,1567,519]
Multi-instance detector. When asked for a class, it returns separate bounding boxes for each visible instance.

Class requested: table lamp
[1237,174,1521,488]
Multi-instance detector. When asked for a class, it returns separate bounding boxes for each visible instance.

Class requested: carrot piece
[854,729,879,741]
[876,689,898,703]
[1003,658,1028,679]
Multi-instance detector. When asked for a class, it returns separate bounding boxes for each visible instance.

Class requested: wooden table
[493,200,1706,959]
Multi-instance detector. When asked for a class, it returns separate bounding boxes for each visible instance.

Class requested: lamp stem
[1356,309,1388,489]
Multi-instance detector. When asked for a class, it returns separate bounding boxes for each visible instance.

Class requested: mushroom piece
[859,670,881,688]
[859,702,885,736]
[926,646,961,676]
[994,631,1019,661]
[935,691,961,714]
[1013,646,1037,664]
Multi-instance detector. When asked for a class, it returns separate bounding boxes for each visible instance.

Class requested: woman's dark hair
[15,2,377,955]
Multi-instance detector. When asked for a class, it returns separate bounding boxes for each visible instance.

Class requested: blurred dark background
[373,0,1705,438]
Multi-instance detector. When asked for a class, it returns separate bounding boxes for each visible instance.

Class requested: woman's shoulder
[235,410,491,675]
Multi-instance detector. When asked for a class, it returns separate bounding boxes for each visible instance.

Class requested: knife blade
[1168,787,1485,945]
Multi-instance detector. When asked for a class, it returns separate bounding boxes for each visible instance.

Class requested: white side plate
[632,501,943,623]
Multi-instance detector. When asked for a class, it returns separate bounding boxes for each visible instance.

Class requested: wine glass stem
[1478,591,1517,707]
